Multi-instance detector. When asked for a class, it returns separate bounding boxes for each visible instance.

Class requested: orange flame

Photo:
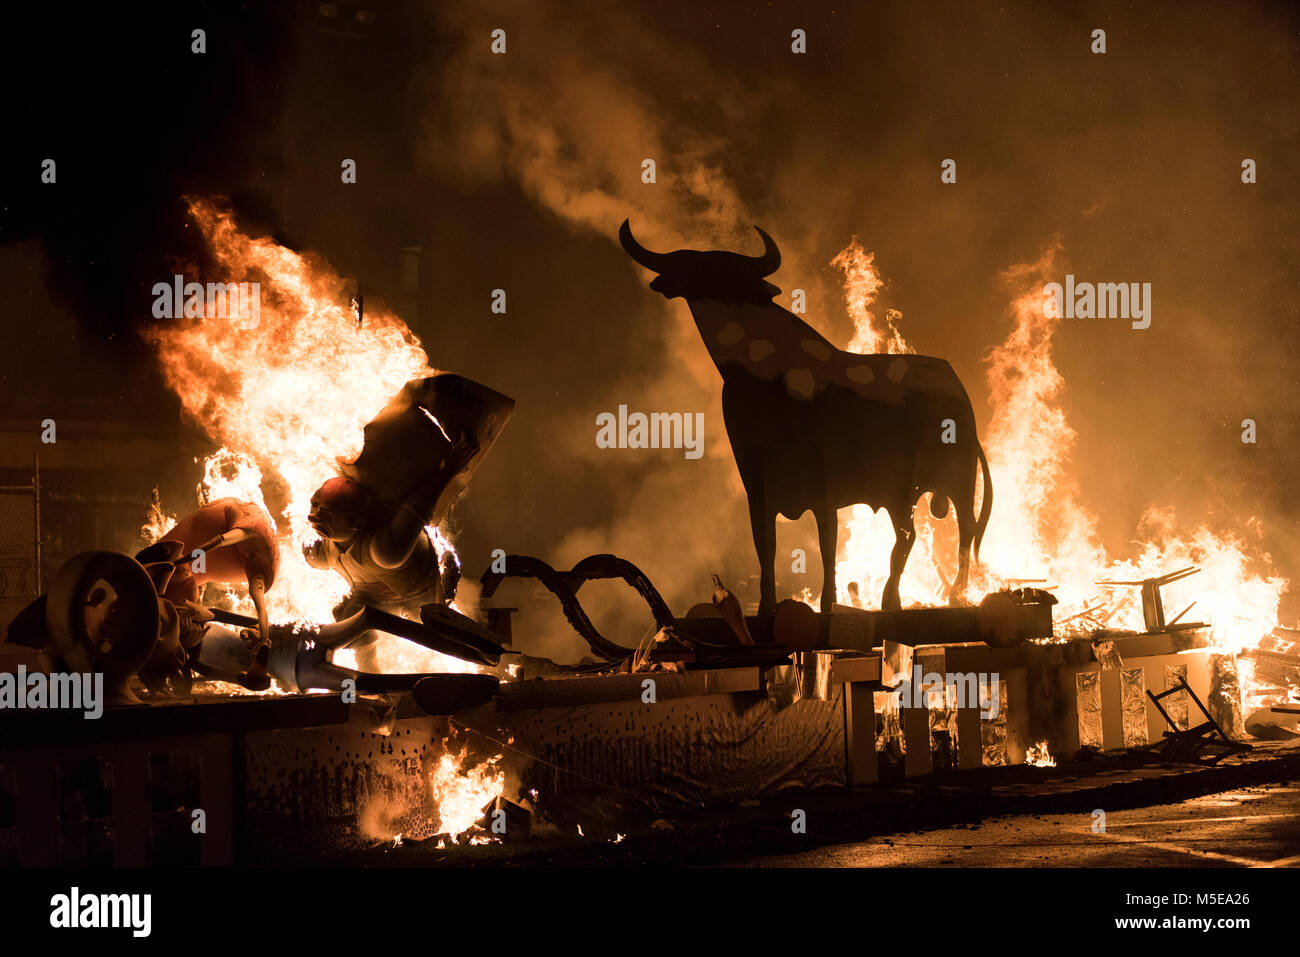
[831,240,910,355]
[831,240,947,608]
[827,238,1286,678]
[976,245,1108,611]
[142,199,487,685]
[1025,740,1056,767]
[429,746,506,843]
[143,199,436,629]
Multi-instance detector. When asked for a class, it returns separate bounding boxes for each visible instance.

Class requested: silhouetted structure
[621,220,991,612]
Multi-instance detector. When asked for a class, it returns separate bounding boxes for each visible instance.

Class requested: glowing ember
[429,747,506,843]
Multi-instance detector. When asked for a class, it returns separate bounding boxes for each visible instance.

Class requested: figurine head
[308,477,370,542]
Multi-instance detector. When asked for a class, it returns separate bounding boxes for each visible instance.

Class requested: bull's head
[619,219,782,305]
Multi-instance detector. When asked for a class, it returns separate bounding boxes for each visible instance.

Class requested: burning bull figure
[620,220,991,613]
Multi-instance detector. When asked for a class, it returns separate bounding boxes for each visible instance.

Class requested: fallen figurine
[195,601,502,711]
[304,374,514,665]
[3,542,505,713]
[4,547,211,703]
[138,497,280,689]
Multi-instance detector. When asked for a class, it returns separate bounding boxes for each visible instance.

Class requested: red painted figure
[156,498,280,688]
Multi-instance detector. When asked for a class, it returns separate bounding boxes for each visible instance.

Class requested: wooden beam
[903,650,944,777]
[843,682,878,787]
[0,694,351,750]
[1004,667,1031,764]
[494,666,760,711]
[1100,667,1125,751]
[955,704,983,770]
[829,654,881,686]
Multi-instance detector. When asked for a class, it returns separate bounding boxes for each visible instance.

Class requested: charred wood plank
[494,666,760,710]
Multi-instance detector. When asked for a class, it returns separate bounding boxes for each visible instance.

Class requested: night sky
[3,0,1298,652]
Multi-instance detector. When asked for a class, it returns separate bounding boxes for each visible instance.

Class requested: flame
[832,240,910,355]
[831,240,949,609]
[142,200,470,672]
[975,248,1285,658]
[972,246,1109,613]
[826,238,1286,689]
[429,746,505,843]
[1025,740,1056,768]
[140,488,176,545]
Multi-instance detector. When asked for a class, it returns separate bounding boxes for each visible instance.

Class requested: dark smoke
[3,1,1298,659]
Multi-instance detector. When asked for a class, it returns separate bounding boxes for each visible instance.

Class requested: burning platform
[0,207,1290,872]
[0,580,1254,866]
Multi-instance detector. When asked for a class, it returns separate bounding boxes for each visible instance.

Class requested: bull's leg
[815,506,838,615]
[748,497,778,616]
[951,501,975,606]
[882,508,915,612]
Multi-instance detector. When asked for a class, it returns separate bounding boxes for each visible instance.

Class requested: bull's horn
[619,219,672,271]
[748,226,781,275]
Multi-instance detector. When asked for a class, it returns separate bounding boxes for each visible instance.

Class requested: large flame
[144,201,500,833]
[828,238,1286,675]
[429,746,506,843]
[142,200,468,671]
[831,240,948,608]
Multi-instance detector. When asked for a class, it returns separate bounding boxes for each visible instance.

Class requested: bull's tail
[973,440,992,565]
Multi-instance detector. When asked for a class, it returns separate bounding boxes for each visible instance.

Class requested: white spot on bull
[801,339,832,361]
[845,364,875,384]
[717,322,745,346]
[749,339,775,361]
[785,368,816,400]
[887,357,909,383]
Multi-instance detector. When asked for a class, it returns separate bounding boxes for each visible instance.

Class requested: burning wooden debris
[1143,675,1251,764]
[1241,627,1300,739]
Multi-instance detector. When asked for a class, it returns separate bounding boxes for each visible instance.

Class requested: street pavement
[738,782,1300,867]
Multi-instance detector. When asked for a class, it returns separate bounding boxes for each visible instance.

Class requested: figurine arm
[248,575,269,637]
[178,525,254,565]
[303,538,332,569]
[370,432,478,570]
